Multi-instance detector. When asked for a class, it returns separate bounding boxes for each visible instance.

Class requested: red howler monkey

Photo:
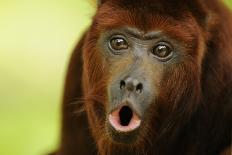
[52,0,232,154]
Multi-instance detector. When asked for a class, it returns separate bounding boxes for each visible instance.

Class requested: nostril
[120,80,126,89]
[136,83,143,94]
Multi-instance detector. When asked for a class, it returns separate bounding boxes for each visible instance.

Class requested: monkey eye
[151,43,173,61]
[110,37,129,51]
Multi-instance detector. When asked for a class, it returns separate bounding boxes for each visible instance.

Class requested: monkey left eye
[151,44,173,60]
[110,37,129,51]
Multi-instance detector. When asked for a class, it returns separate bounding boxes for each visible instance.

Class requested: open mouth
[109,105,141,132]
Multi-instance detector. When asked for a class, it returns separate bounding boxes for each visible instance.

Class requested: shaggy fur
[53,0,232,155]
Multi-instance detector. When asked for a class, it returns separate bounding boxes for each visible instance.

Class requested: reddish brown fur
[52,0,232,155]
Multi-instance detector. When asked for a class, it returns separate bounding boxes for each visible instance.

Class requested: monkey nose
[120,77,143,94]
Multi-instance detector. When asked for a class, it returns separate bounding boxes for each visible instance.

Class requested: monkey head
[82,0,208,147]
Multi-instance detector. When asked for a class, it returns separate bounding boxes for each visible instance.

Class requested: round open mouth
[109,106,141,132]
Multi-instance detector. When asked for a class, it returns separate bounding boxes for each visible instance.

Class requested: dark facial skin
[98,27,185,143]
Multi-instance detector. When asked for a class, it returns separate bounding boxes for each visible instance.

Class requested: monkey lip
[109,106,141,132]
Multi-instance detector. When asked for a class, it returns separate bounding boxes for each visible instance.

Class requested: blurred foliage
[0,0,231,155]
[0,1,95,155]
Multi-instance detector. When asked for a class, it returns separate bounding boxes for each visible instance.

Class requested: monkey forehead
[96,3,183,28]
[93,5,199,44]
[104,27,163,40]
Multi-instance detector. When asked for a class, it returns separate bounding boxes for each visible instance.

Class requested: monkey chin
[106,105,142,144]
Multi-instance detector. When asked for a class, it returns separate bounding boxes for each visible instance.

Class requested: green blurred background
[0,1,231,155]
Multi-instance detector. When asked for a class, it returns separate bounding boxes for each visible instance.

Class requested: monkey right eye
[109,37,129,51]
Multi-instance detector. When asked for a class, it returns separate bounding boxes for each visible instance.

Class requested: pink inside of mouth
[109,106,141,132]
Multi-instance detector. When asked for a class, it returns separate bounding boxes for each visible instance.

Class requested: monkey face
[96,27,188,143]
[83,2,204,146]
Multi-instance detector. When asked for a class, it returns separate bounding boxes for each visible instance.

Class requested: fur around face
[53,0,232,155]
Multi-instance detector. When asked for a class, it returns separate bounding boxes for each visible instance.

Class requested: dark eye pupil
[153,45,171,58]
[157,45,168,57]
[110,38,128,50]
